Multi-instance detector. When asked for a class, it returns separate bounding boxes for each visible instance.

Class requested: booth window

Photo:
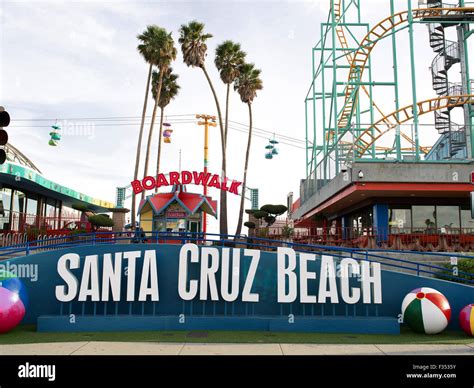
[412,205,436,232]
[389,208,411,232]
[436,206,460,232]
[461,208,474,233]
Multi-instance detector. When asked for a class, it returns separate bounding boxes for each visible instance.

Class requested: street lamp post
[196,114,217,236]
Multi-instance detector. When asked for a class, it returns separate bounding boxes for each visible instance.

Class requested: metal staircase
[426,1,467,157]
[450,127,466,153]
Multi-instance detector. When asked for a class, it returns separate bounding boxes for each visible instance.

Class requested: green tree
[88,214,114,231]
[178,20,228,235]
[234,63,263,236]
[260,204,287,216]
[141,29,177,199]
[214,40,246,145]
[244,221,256,229]
[153,67,180,190]
[132,26,176,224]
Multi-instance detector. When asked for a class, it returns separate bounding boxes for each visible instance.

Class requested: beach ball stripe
[0,269,28,333]
[459,304,474,336]
[0,287,25,333]
[401,287,451,334]
[0,271,28,308]
[0,277,29,308]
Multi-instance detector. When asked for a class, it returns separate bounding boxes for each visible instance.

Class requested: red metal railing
[268,226,474,251]
[0,210,81,233]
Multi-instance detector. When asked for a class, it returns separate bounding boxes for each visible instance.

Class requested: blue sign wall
[5,243,473,334]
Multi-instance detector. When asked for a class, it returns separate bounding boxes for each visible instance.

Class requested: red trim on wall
[302,182,473,219]
[356,182,474,192]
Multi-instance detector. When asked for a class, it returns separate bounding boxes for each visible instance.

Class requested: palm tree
[141,30,177,200]
[152,67,180,189]
[178,20,228,235]
[234,63,263,237]
[132,25,171,226]
[215,40,246,146]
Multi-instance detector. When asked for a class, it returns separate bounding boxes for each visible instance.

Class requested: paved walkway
[0,342,473,355]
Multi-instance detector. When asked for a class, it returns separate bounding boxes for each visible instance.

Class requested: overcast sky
[1,0,472,232]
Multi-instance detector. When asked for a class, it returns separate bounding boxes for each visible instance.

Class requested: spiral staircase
[427,1,467,158]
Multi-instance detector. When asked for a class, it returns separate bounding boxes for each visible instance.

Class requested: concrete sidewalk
[0,342,473,355]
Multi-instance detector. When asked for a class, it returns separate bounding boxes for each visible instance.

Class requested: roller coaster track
[5,143,42,173]
[332,1,435,154]
[346,94,474,159]
[335,5,474,147]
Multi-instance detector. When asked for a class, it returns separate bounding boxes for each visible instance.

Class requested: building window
[461,209,474,233]
[153,219,166,232]
[11,190,26,213]
[436,206,460,232]
[412,206,436,232]
[0,188,12,231]
[389,208,411,232]
[26,197,38,216]
[347,207,372,237]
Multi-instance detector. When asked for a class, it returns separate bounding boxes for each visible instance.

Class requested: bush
[244,221,256,229]
[70,229,88,235]
[88,214,114,230]
[260,204,288,216]
[436,259,474,284]
[253,210,269,219]
[264,215,276,226]
[26,228,42,240]
[281,224,294,238]
[72,203,90,212]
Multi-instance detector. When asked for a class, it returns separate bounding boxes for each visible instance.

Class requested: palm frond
[178,21,213,68]
[234,63,263,104]
[152,67,181,108]
[215,40,246,84]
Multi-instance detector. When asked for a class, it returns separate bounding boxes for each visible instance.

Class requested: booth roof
[138,189,218,218]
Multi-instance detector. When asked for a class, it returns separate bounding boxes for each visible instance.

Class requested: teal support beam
[336,81,397,86]
[366,23,375,159]
[391,0,401,161]
[407,0,420,161]
[320,23,328,181]
[305,99,308,177]
[458,0,473,159]
[331,1,339,176]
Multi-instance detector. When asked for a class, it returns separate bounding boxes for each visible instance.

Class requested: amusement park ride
[48,123,61,146]
[304,0,474,195]
[265,137,279,159]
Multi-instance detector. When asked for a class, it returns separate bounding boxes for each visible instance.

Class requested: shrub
[26,228,42,241]
[253,210,269,219]
[264,215,276,226]
[72,203,90,212]
[281,224,294,238]
[88,214,114,230]
[435,259,474,284]
[244,221,256,229]
[70,229,88,235]
[260,204,288,216]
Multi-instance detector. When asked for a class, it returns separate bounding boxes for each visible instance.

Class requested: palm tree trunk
[224,83,230,149]
[235,102,253,237]
[131,63,153,228]
[141,70,164,200]
[201,65,228,236]
[155,107,165,193]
